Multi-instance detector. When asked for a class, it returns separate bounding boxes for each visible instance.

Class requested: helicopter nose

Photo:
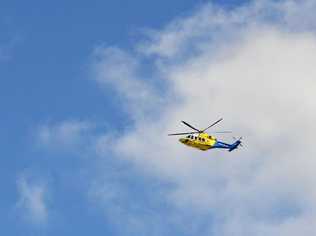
[179,138,187,143]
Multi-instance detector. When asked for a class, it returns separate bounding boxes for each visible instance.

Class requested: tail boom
[213,140,241,152]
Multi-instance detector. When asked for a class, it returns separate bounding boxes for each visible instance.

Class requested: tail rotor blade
[233,136,242,140]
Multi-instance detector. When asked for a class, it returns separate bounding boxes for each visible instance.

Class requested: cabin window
[202,138,205,142]
[194,136,197,140]
[198,137,201,141]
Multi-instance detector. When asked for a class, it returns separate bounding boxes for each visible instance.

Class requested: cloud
[89,167,174,236]
[138,0,316,61]
[91,46,164,120]
[89,0,316,235]
[36,120,95,152]
[16,175,48,225]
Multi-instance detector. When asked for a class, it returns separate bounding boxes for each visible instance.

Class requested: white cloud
[16,175,48,225]
[92,46,164,120]
[37,120,94,151]
[91,0,316,235]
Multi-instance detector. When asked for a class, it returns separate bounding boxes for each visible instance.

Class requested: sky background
[2,0,316,235]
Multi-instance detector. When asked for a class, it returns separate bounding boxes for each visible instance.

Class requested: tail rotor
[231,136,243,150]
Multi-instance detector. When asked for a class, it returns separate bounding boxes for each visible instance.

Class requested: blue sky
[2,0,316,235]
[1,0,245,154]
[1,1,247,235]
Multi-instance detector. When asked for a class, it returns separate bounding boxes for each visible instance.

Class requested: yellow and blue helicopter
[168,118,242,152]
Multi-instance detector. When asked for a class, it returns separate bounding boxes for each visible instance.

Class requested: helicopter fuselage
[179,133,217,151]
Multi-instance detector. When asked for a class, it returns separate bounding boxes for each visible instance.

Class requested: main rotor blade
[213,131,232,134]
[168,131,200,136]
[202,118,223,132]
[181,121,201,132]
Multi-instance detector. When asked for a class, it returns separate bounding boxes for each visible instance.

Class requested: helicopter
[168,118,242,152]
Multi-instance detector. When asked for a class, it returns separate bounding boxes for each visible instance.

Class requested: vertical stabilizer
[228,139,242,152]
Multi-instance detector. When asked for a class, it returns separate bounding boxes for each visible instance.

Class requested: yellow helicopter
[168,118,242,151]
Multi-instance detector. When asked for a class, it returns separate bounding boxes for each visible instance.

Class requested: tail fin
[228,139,242,152]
